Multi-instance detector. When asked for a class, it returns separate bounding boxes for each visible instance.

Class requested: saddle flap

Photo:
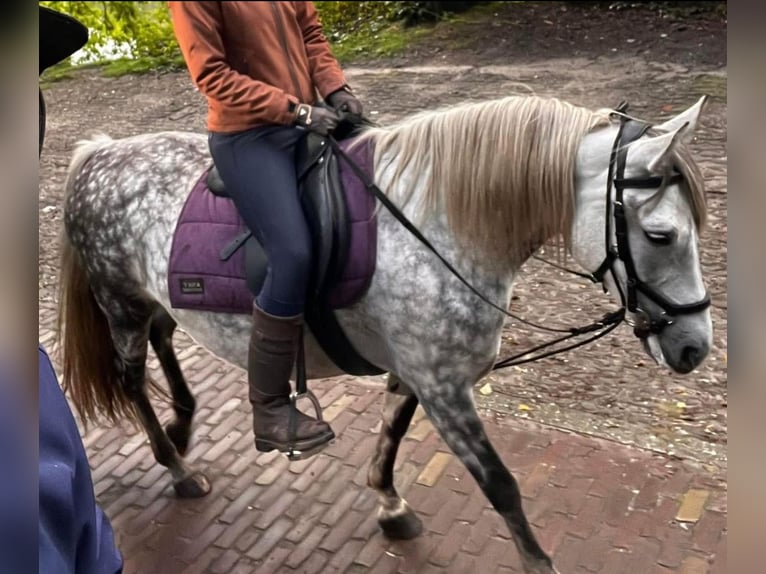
[297,134,348,298]
[296,132,331,181]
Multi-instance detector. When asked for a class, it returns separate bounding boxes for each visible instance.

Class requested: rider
[168,2,364,457]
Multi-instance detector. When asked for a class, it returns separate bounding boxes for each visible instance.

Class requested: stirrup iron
[285,388,326,461]
[285,331,330,461]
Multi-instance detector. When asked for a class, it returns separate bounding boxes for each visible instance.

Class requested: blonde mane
[355,95,706,266]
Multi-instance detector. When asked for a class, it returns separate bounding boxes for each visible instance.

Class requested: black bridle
[587,103,711,340]
[325,102,710,370]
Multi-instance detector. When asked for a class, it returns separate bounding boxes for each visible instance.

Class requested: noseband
[589,104,711,338]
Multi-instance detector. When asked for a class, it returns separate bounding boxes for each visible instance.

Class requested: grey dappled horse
[56,95,712,574]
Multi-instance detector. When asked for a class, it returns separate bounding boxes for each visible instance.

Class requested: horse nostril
[681,345,703,371]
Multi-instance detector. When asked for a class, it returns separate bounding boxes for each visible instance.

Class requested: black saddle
[208,130,384,377]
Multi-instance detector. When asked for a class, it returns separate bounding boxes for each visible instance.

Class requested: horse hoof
[521,556,559,574]
[378,505,423,540]
[173,472,211,498]
[166,421,191,457]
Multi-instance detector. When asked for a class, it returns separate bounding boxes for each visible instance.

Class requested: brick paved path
[40,302,726,574]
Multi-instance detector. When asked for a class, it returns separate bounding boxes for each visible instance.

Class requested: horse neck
[374,141,546,285]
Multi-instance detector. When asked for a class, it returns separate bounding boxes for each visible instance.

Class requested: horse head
[572,96,712,374]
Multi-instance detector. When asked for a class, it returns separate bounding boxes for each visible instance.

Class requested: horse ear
[628,122,690,174]
[654,95,707,143]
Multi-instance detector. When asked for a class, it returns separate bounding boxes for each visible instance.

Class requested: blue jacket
[37,346,123,574]
[0,358,36,572]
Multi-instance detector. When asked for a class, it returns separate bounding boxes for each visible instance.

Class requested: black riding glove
[294,104,341,136]
[326,87,364,117]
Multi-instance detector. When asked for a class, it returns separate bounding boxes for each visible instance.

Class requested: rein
[327,133,622,370]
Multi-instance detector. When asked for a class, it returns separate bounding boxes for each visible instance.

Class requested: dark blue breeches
[209,127,312,317]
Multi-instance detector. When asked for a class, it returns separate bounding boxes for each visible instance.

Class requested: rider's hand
[294,104,341,136]
[326,87,364,117]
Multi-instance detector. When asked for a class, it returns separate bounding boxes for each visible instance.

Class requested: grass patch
[40,60,102,86]
[100,54,186,77]
[692,74,727,101]
[331,20,434,63]
[40,66,76,85]
[330,1,509,63]
[398,1,512,55]
[40,55,186,86]
[439,1,515,24]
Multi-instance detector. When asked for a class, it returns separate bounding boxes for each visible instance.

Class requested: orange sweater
[168,1,349,132]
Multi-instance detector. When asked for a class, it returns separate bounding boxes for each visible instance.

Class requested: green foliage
[315,1,402,42]
[393,1,485,26]
[331,21,431,63]
[39,1,178,65]
[315,1,431,62]
[38,1,475,78]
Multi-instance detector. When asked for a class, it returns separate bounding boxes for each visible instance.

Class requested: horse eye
[644,230,675,245]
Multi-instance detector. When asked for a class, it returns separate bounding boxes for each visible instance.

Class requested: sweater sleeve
[168,1,299,125]
[294,1,349,98]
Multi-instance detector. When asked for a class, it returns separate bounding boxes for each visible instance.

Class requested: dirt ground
[364,1,726,69]
[39,1,727,484]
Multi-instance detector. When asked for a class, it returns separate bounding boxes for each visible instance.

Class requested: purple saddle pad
[168,138,377,315]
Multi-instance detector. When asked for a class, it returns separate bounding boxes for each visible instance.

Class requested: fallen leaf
[479,382,493,396]
[661,104,674,112]
[518,404,532,412]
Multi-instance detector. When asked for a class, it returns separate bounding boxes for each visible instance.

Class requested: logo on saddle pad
[179,278,204,295]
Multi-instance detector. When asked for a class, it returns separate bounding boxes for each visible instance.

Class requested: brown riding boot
[248,304,334,457]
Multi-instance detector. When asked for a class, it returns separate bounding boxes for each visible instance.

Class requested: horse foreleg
[368,375,423,540]
[149,307,196,456]
[419,383,558,574]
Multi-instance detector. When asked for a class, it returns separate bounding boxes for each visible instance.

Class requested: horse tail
[63,133,114,193]
[56,134,138,428]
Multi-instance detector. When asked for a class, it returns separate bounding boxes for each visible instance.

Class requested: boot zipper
[270,1,306,104]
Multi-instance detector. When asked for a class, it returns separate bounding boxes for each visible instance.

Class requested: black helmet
[39,6,88,73]
[39,6,88,155]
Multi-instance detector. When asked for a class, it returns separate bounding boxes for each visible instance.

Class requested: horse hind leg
[368,375,423,540]
[127,361,211,498]
[149,306,195,456]
[418,382,558,574]
[94,284,211,498]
